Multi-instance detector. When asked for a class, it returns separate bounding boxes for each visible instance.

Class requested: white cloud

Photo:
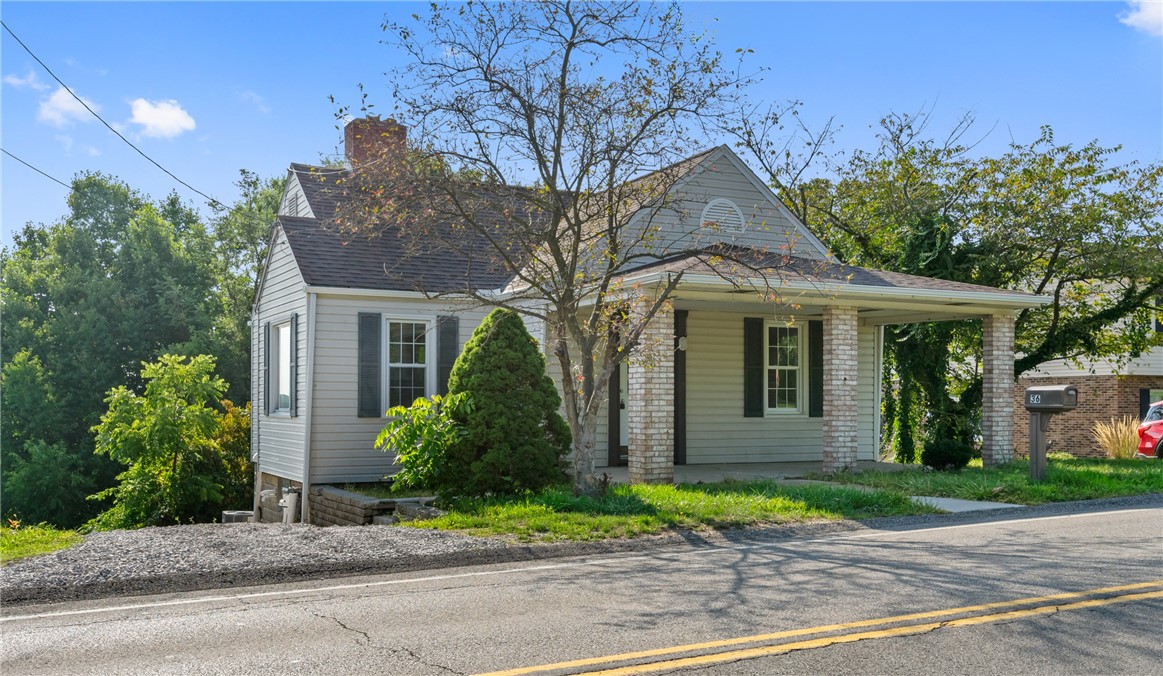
[3,70,50,91]
[1120,1,1163,36]
[238,89,270,114]
[86,145,101,157]
[55,134,74,155]
[128,98,196,138]
[37,86,98,126]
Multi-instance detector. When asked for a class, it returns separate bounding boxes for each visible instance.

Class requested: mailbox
[1024,385,1078,413]
[1023,384,1079,481]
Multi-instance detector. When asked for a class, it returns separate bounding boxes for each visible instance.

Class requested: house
[251,117,1047,524]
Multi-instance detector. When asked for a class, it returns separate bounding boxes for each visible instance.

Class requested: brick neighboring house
[1013,344,1163,457]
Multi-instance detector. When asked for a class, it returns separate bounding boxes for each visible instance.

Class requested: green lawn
[823,456,1163,505]
[1,523,82,564]
[400,480,937,541]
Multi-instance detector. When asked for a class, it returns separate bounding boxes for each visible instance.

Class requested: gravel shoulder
[3,493,1159,608]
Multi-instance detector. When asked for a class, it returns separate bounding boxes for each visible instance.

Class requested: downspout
[300,290,317,524]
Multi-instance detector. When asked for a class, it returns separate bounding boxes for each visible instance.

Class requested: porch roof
[617,248,1050,324]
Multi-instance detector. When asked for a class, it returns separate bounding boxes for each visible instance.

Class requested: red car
[1138,401,1163,458]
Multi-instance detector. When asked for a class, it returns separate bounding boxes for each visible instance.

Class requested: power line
[1,20,224,210]
[2,147,70,189]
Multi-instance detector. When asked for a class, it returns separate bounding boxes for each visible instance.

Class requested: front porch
[610,254,1046,484]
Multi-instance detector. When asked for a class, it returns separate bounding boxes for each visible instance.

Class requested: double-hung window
[358,313,458,418]
[766,322,803,413]
[386,319,432,409]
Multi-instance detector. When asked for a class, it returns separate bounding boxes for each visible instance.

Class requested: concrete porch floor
[598,460,905,484]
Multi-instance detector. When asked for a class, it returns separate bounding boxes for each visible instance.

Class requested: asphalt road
[3,503,1161,675]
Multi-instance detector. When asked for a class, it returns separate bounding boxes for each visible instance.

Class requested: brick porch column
[627,305,674,484]
[982,313,1016,466]
[823,306,859,473]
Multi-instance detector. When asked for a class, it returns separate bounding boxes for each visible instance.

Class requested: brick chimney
[344,116,407,165]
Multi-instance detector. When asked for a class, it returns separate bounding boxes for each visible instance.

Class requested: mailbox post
[1023,385,1079,481]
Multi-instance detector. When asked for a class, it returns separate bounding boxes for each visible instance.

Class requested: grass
[399,480,937,542]
[1,522,82,564]
[821,456,1163,505]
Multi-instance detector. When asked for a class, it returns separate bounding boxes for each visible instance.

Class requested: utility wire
[2,147,70,189]
[1,20,224,209]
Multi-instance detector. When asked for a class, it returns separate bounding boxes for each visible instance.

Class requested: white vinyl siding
[309,295,489,484]
[684,310,877,463]
[1026,347,1163,378]
[252,229,308,481]
[621,152,828,267]
[278,173,314,218]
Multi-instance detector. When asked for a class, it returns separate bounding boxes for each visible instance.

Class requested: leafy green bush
[440,309,570,498]
[376,393,473,491]
[920,438,974,471]
[89,354,252,530]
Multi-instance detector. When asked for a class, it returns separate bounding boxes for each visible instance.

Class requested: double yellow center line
[479,580,1163,676]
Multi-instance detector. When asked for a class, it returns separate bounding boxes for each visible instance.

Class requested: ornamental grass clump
[1092,416,1140,459]
[438,309,570,498]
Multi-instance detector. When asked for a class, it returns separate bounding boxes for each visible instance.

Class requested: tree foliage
[740,108,1163,455]
[439,309,570,497]
[90,355,251,530]
[1,171,278,526]
[333,1,777,492]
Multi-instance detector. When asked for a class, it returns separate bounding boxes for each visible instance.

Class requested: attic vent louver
[701,199,745,233]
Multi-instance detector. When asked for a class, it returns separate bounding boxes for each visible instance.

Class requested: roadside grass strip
[823,457,1163,505]
[0,524,81,564]
[404,481,935,541]
[476,580,1163,676]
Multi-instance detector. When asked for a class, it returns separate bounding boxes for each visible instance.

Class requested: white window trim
[763,319,806,415]
[270,320,292,416]
[382,314,437,414]
[700,198,745,233]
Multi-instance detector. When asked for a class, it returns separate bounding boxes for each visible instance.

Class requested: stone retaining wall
[308,485,441,527]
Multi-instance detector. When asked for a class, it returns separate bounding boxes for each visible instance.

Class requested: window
[359,314,458,418]
[766,323,803,412]
[272,321,292,413]
[385,319,432,409]
[701,198,745,233]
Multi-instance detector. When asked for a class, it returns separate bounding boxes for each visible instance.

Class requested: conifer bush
[439,309,569,497]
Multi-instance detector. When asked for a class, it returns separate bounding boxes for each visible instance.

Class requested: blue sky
[2,1,1160,244]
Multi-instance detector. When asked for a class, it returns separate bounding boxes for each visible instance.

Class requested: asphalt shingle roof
[279,215,515,293]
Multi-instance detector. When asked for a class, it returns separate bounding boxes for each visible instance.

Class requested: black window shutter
[437,315,459,396]
[357,313,382,417]
[289,313,299,417]
[808,320,824,418]
[263,322,272,415]
[743,318,764,417]
[1142,389,1152,420]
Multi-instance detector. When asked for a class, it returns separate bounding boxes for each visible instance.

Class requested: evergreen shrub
[439,309,569,497]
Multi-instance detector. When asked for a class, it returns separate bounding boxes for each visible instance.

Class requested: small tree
[439,309,570,497]
[329,1,793,494]
[90,354,251,529]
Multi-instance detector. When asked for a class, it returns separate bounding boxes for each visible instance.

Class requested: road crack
[310,611,464,675]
